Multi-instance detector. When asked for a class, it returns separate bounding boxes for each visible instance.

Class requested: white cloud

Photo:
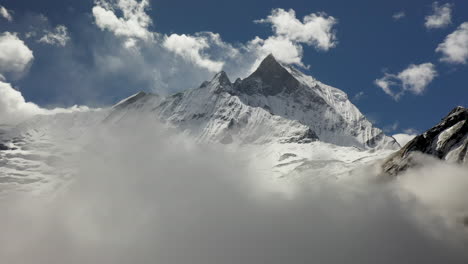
[162,8,337,73]
[0,5,12,22]
[163,33,225,72]
[398,63,437,94]
[392,133,417,146]
[247,36,304,67]
[375,63,437,100]
[256,8,337,51]
[249,8,337,67]
[392,11,406,21]
[436,22,468,64]
[0,80,44,124]
[0,32,34,78]
[92,0,153,48]
[88,4,340,87]
[0,80,91,125]
[38,25,70,47]
[424,2,452,29]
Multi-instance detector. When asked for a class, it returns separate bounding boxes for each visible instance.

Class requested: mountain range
[0,54,466,192]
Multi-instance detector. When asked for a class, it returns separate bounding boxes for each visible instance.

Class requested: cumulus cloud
[392,11,406,21]
[38,25,70,47]
[256,8,337,51]
[425,2,453,29]
[163,33,227,73]
[0,32,34,78]
[247,35,304,67]
[89,2,337,79]
[92,0,153,48]
[0,80,91,124]
[375,63,437,100]
[0,5,12,21]
[1,119,467,263]
[251,8,337,67]
[436,22,468,64]
[0,81,44,124]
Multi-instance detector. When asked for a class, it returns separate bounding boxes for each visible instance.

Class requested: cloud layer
[1,119,467,264]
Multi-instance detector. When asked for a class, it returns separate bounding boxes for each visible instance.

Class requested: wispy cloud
[0,5,13,22]
[375,63,437,100]
[392,11,406,21]
[352,91,365,101]
[38,25,70,47]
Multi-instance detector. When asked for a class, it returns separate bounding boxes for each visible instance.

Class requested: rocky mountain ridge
[383,106,468,175]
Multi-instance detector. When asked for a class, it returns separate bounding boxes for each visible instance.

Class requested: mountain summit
[235,54,301,95]
[107,55,398,149]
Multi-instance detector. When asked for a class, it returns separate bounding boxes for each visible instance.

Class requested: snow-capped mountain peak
[235,54,301,96]
[105,54,398,149]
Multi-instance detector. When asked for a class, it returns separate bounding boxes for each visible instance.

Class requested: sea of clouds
[1,117,467,264]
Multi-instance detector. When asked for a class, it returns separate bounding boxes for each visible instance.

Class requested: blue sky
[0,0,467,134]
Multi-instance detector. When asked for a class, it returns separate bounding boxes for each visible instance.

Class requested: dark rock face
[383,106,468,175]
[234,54,301,96]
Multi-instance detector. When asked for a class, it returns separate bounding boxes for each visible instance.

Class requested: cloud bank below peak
[0,80,91,125]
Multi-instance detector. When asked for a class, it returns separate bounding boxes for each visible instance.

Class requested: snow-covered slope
[0,110,108,193]
[383,106,468,175]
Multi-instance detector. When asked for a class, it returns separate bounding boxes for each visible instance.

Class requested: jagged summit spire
[234,54,300,96]
[255,54,284,73]
[212,70,231,85]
